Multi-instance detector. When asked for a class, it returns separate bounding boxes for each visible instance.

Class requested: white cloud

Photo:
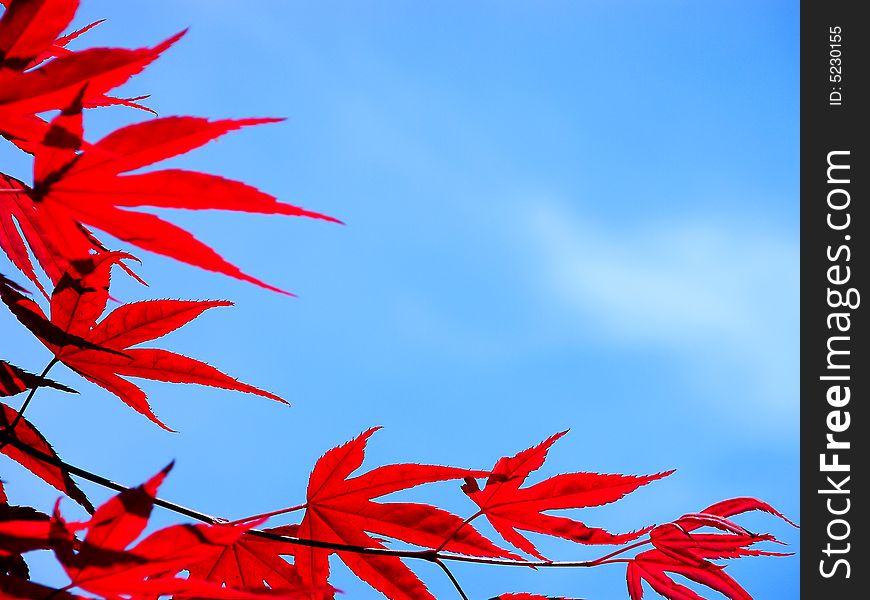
[522,200,799,420]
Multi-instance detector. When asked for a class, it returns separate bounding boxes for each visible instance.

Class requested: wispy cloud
[521,200,799,423]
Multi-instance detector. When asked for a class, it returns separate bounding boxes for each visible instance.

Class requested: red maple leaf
[296,427,513,600]
[0,272,119,352]
[9,98,338,294]
[627,552,753,600]
[462,431,671,560]
[0,30,182,139]
[0,0,182,147]
[0,513,55,563]
[0,499,52,579]
[47,465,316,599]
[1,255,285,429]
[0,359,75,396]
[26,18,107,71]
[0,3,799,598]
[626,498,796,600]
[186,523,307,593]
[1,173,80,294]
[0,575,87,600]
[0,0,78,70]
[0,400,92,511]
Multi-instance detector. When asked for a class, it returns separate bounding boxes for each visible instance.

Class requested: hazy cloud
[522,200,799,421]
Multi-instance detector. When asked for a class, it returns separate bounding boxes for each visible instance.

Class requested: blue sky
[1,1,798,598]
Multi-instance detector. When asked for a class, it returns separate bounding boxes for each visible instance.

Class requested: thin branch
[0,358,59,451]
[435,559,470,600]
[0,431,649,568]
[0,434,222,523]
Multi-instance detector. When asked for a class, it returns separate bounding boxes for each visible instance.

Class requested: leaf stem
[434,509,483,553]
[584,539,651,566]
[225,504,307,526]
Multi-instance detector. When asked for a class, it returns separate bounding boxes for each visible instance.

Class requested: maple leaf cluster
[0,1,795,599]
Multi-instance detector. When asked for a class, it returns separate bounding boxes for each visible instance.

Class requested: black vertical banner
[802,2,868,597]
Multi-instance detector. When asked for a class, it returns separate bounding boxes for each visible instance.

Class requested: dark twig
[435,558,470,600]
[0,358,59,451]
[1,433,650,568]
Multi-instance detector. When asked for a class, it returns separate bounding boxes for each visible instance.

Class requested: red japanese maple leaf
[0,272,120,352]
[11,98,338,294]
[1,173,76,294]
[0,359,75,396]
[1,400,92,511]
[1,255,286,429]
[0,0,180,146]
[296,427,514,600]
[46,465,316,599]
[17,16,107,73]
[0,0,78,70]
[0,34,181,139]
[625,498,796,600]
[0,500,52,578]
[627,552,754,600]
[2,169,126,297]
[0,574,87,600]
[0,512,55,562]
[0,3,799,598]
[462,431,672,560]
[186,523,308,593]
[0,0,111,83]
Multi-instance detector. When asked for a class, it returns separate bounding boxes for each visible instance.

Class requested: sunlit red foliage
[0,1,794,599]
